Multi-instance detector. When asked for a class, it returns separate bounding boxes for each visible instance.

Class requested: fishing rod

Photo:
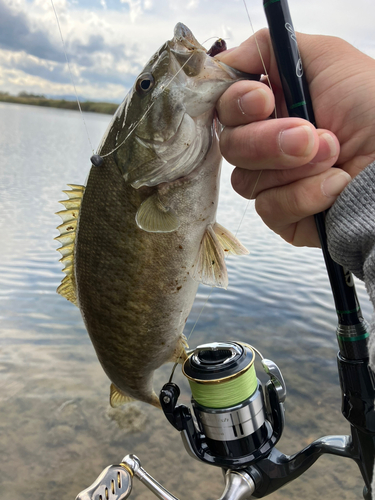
[263,0,375,495]
[75,2,375,500]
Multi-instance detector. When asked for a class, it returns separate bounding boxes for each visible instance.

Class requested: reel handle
[74,454,256,500]
[75,455,179,500]
[75,464,132,500]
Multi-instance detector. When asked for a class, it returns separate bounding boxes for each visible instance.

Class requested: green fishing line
[188,363,257,409]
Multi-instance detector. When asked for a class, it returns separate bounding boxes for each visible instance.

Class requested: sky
[0,0,373,103]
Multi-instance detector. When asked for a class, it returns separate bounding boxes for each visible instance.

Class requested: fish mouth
[171,23,259,82]
[173,23,206,52]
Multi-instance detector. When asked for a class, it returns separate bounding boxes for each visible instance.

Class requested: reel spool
[182,342,268,458]
[160,341,287,469]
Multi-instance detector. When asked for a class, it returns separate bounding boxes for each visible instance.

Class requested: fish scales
[76,136,220,406]
[57,23,256,408]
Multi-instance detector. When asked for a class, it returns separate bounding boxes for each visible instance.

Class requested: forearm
[326,161,375,369]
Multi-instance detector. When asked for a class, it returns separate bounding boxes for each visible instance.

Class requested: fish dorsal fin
[192,224,228,289]
[110,383,135,408]
[135,194,180,233]
[55,184,85,306]
[213,222,249,255]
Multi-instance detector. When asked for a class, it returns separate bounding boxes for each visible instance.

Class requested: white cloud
[0,0,372,102]
[120,0,150,23]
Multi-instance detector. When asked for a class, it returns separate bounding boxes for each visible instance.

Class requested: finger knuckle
[283,184,315,219]
[254,192,274,223]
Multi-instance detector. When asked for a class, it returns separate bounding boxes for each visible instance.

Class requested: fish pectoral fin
[213,222,249,255]
[135,194,180,233]
[192,224,228,289]
[110,384,135,408]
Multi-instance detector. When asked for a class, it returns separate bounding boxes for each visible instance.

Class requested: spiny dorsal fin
[58,198,82,210]
[192,224,228,289]
[110,383,135,408]
[55,184,85,306]
[213,222,249,255]
[135,194,180,233]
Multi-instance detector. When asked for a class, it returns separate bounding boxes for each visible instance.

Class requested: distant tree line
[0,91,118,115]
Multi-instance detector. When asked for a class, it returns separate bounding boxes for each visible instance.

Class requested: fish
[56,23,256,408]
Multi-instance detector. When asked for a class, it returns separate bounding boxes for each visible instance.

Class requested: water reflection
[0,102,371,499]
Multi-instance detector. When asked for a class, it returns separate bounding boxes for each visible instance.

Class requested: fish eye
[136,73,155,95]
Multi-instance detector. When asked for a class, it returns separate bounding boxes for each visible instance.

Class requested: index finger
[215,28,281,84]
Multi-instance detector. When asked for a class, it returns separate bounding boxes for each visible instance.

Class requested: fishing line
[52,4,266,379]
[50,0,94,155]
[51,4,199,167]
[169,8,271,381]
[187,358,257,408]
[202,36,230,45]
[52,3,197,164]
[99,51,196,159]
[184,3,270,328]
[172,169,263,379]
[242,0,277,117]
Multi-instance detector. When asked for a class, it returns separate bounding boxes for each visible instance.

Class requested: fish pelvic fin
[110,383,161,409]
[192,224,228,289]
[213,222,249,256]
[55,184,85,306]
[135,194,180,233]
[192,223,249,289]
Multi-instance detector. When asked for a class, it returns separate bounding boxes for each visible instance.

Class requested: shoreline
[0,94,118,115]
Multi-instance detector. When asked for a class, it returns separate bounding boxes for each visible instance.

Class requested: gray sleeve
[325,160,375,370]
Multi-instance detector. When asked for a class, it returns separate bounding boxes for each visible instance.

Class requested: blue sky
[0,0,373,102]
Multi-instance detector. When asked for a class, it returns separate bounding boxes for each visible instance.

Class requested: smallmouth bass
[56,23,256,408]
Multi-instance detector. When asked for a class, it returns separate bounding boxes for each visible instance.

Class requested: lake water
[0,101,372,500]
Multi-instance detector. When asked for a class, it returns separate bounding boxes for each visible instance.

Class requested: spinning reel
[75,0,375,498]
[76,340,374,500]
[77,340,288,500]
[160,341,286,469]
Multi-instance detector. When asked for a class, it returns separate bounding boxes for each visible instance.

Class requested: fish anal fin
[213,222,249,255]
[136,194,180,233]
[169,335,189,364]
[55,184,85,306]
[110,383,136,408]
[192,224,228,289]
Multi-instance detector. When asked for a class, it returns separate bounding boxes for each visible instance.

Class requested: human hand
[216,30,375,247]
